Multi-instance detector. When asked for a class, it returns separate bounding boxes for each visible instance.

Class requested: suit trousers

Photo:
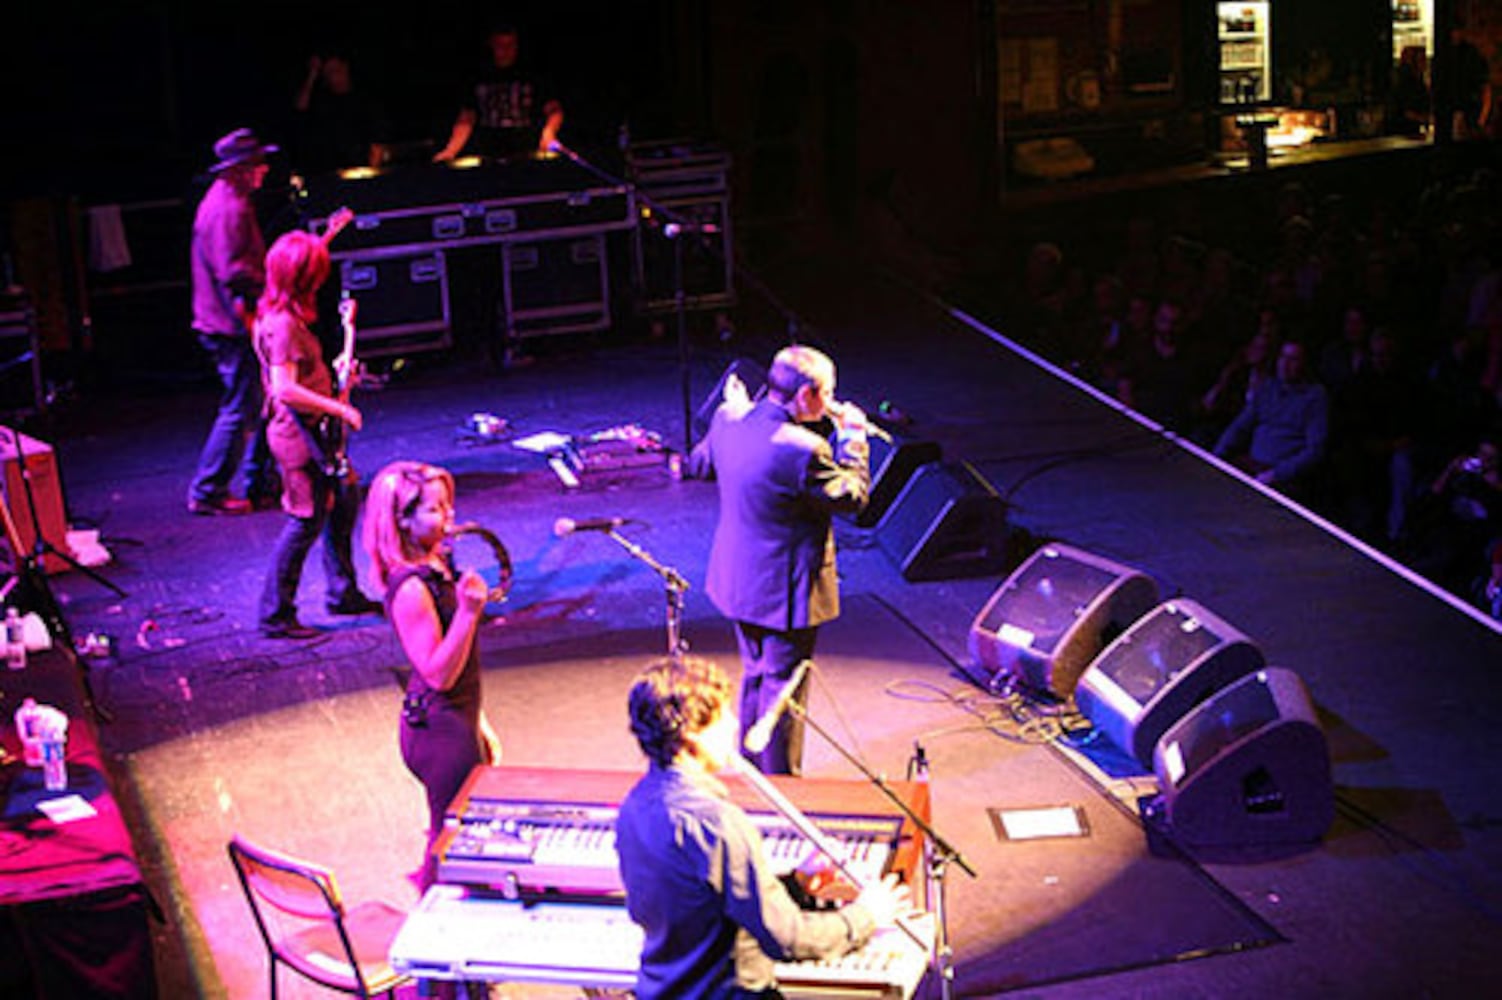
[734,623,816,776]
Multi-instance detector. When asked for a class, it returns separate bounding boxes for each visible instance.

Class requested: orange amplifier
[0,429,68,574]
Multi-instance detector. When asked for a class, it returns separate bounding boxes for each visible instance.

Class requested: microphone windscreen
[553,517,576,537]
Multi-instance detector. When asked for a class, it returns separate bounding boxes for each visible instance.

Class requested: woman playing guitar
[253,226,381,638]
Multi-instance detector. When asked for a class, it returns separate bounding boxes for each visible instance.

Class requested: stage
[23,248,1502,997]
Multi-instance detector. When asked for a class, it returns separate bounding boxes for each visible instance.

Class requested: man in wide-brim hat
[209,127,279,172]
[186,127,280,515]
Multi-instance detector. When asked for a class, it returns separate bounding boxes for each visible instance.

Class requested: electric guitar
[316,292,362,480]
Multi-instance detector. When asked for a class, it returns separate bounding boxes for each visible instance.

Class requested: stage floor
[32,248,1502,997]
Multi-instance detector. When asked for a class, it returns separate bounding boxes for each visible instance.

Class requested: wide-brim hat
[210,128,279,172]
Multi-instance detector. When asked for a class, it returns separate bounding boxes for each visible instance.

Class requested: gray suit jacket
[692,398,870,631]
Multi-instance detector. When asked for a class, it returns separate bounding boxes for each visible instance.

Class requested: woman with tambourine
[363,461,504,887]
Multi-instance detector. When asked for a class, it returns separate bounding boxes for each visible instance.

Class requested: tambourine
[446,522,514,603]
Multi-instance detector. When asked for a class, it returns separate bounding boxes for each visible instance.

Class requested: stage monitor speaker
[853,436,943,528]
[1152,668,1333,847]
[692,358,767,443]
[876,461,1012,582]
[968,543,1158,698]
[1075,599,1266,767]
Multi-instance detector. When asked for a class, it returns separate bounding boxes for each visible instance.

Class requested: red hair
[259,231,330,323]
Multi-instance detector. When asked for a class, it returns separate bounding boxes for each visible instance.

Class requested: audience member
[1198,319,1281,445]
[1426,327,1493,457]
[1332,328,1424,544]
[1188,246,1252,353]
[1119,299,1203,429]
[1115,215,1160,297]
[1406,435,1502,596]
[1433,14,1493,140]
[1071,272,1126,382]
[1157,236,1205,310]
[1095,290,1155,397]
[1214,340,1330,498]
[1318,303,1372,395]
[1016,241,1071,347]
[1388,45,1431,138]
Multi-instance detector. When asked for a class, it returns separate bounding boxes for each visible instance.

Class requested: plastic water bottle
[42,737,67,791]
[15,698,43,766]
[5,607,24,670]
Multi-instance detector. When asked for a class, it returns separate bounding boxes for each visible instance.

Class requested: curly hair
[628,656,733,767]
[361,460,455,593]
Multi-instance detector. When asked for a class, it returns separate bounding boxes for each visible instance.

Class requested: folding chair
[227,834,410,999]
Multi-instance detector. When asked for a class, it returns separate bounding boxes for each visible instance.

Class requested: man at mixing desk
[432,21,563,162]
[615,655,910,999]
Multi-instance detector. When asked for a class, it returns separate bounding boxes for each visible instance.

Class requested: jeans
[188,332,271,504]
[258,473,361,626]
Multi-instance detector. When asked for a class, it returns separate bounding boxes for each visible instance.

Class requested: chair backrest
[227,834,363,989]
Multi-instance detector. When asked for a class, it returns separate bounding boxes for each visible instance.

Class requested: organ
[391,765,935,997]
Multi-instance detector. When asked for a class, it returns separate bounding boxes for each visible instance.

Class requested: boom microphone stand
[781,692,976,1000]
[600,526,691,661]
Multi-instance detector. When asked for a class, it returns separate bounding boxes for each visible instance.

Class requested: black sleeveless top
[387,564,481,723]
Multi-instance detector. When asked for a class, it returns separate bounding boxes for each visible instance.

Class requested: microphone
[546,140,580,162]
[553,515,629,537]
[829,401,893,443]
[744,660,812,754]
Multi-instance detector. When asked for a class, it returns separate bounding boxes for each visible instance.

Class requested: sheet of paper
[993,805,1086,841]
[512,431,573,454]
[37,794,99,824]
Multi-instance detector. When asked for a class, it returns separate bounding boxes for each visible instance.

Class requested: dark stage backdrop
[4,1,681,200]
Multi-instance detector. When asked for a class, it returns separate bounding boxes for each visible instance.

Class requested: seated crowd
[1003,164,1502,619]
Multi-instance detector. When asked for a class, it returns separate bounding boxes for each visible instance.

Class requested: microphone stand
[781,699,974,1000]
[601,527,690,661]
[545,143,812,456]
[1,425,124,723]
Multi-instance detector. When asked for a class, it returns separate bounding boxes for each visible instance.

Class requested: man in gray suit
[690,345,872,774]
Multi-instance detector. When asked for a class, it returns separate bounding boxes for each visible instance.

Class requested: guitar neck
[336,297,358,396]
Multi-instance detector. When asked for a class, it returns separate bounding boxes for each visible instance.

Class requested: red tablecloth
[1,647,156,999]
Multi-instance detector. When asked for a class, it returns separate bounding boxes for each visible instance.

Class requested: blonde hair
[362,460,456,593]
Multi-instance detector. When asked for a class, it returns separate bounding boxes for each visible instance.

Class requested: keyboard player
[616,655,911,999]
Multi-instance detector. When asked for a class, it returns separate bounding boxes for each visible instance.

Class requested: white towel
[86,204,132,272]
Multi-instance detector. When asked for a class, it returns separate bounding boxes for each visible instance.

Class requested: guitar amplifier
[0,429,68,574]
